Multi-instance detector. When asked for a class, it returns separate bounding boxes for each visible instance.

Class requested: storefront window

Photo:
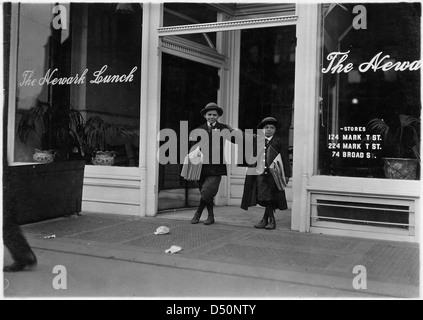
[238,26,296,163]
[318,3,421,179]
[13,3,141,166]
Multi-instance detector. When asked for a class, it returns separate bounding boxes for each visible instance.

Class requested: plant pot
[382,158,419,180]
[92,151,115,166]
[33,149,55,163]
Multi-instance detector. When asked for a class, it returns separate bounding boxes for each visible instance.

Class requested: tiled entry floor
[156,206,292,230]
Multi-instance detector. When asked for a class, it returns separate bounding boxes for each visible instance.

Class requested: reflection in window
[84,3,141,167]
[238,26,296,165]
[319,3,421,179]
[14,3,142,166]
[14,2,67,162]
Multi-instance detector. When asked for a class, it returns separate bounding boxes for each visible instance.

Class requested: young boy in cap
[241,117,291,230]
[190,102,241,225]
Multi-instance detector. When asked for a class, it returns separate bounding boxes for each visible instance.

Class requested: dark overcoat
[241,136,291,210]
[191,122,236,176]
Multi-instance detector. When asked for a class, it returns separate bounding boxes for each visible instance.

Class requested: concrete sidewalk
[17,211,420,298]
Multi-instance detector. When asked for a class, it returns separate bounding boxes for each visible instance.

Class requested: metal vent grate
[310,193,415,236]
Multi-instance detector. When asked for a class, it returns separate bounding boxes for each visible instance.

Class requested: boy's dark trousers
[191,175,221,225]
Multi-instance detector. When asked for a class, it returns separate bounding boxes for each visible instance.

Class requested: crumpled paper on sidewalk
[154,226,170,235]
[165,245,182,254]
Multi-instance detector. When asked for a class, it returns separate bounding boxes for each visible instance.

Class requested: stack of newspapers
[181,147,203,181]
[269,153,287,191]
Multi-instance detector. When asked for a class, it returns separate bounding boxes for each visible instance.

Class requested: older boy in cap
[190,102,241,225]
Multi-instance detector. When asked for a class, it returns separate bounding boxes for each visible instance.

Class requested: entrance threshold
[157,206,292,230]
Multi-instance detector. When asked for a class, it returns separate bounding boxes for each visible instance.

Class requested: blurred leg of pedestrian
[3,188,37,272]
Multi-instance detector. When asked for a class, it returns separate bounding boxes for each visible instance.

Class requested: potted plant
[12,99,86,224]
[368,114,420,180]
[82,116,137,166]
[17,99,85,161]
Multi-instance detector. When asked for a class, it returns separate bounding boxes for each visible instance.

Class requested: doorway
[158,53,220,211]
[237,26,296,161]
[157,26,296,223]
[157,25,296,227]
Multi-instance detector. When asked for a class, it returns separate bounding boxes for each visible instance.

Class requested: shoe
[265,219,276,230]
[204,203,215,225]
[254,210,269,229]
[204,215,215,225]
[254,219,268,229]
[191,198,208,224]
[191,212,202,224]
[4,255,37,272]
[265,210,276,230]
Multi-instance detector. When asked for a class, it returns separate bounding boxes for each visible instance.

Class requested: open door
[158,53,219,211]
